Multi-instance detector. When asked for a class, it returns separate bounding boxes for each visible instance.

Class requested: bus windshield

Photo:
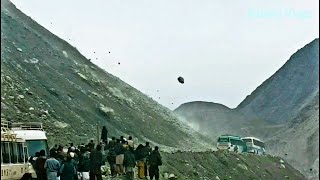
[242,139,252,144]
[218,137,229,142]
[25,140,49,157]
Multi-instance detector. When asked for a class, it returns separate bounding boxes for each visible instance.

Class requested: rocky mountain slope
[266,92,319,179]
[1,0,213,151]
[0,1,310,179]
[174,38,319,179]
[237,38,319,179]
[160,151,306,180]
[237,38,319,124]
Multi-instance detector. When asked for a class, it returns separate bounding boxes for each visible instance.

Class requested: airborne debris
[118,62,120,65]
[177,76,184,84]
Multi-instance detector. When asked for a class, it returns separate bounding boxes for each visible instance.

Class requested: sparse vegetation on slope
[1,0,212,150]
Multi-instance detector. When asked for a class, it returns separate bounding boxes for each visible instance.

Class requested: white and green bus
[217,135,247,153]
[241,137,266,155]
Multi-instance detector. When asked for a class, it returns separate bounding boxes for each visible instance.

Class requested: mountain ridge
[174,38,319,179]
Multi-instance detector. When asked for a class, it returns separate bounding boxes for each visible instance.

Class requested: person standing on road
[148,146,162,180]
[127,136,134,149]
[35,149,47,180]
[114,139,125,175]
[106,147,117,177]
[89,144,104,180]
[234,145,238,153]
[144,142,152,178]
[123,147,136,180]
[78,146,90,180]
[44,151,60,180]
[59,155,77,180]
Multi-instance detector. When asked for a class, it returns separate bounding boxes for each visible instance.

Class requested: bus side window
[9,142,18,163]
[2,142,10,163]
[17,143,24,163]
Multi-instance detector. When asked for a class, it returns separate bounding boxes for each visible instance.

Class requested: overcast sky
[11,0,319,110]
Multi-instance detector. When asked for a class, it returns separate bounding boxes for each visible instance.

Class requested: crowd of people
[29,135,163,180]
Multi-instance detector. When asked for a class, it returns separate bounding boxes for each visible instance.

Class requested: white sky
[10,0,319,110]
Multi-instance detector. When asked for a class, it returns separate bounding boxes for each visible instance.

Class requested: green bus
[217,134,247,153]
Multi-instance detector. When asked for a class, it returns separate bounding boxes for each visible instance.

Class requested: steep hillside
[160,151,306,180]
[266,92,319,179]
[237,38,319,124]
[174,38,319,179]
[99,150,306,180]
[0,0,213,150]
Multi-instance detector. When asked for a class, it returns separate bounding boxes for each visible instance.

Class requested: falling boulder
[280,164,286,169]
[168,174,177,179]
[62,51,68,58]
[17,95,25,99]
[99,104,114,118]
[237,164,248,171]
[177,76,184,84]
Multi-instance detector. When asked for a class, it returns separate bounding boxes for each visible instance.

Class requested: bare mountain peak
[237,38,319,124]
[176,101,231,111]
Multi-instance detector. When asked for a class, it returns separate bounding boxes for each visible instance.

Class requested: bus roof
[11,122,44,131]
[241,137,263,142]
[13,130,47,140]
[219,134,242,139]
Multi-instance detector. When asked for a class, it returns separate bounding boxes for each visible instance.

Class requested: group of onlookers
[30,135,162,180]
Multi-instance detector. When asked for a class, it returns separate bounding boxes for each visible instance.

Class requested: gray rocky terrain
[174,38,319,179]
[0,0,310,179]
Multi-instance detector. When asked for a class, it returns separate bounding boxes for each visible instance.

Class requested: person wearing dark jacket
[101,126,108,145]
[124,147,136,180]
[35,150,47,180]
[78,146,90,180]
[106,147,117,177]
[148,146,162,180]
[134,144,146,178]
[89,145,104,180]
[107,137,116,150]
[59,155,77,180]
[88,140,95,152]
[49,145,58,157]
[134,144,144,161]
